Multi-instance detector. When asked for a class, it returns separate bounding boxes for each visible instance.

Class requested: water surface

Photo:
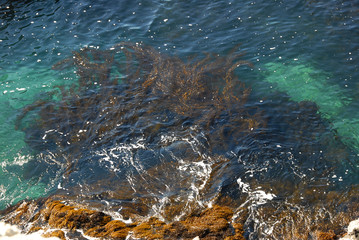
[1,0,359,239]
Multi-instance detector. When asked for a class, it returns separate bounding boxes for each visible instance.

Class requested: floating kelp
[16,42,261,172]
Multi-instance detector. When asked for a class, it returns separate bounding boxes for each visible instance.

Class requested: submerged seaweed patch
[16,42,262,173]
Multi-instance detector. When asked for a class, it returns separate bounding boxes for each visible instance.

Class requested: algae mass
[2,43,359,239]
[262,61,359,153]
[15,42,260,174]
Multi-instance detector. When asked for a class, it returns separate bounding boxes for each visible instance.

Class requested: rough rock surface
[1,198,245,240]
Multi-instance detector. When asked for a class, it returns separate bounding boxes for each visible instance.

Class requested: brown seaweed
[16,42,261,173]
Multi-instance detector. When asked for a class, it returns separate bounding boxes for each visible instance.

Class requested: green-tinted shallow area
[0,66,76,209]
[262,61,359,153]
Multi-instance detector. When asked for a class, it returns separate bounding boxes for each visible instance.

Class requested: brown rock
[317,230,338,240]
[86,220,129,239]
[132,217,166,239]
[42,230,66,240]
[225,222,246,240]
[42,200,111,230]
[2,198,245,240]
[161,205,235,239]
[28,226,43,233]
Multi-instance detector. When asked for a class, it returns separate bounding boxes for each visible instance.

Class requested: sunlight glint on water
[0,0,358,239]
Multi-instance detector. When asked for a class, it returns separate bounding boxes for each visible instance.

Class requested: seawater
[0,0,359,239]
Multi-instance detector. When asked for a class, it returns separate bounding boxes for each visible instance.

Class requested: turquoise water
[1,0,359,238]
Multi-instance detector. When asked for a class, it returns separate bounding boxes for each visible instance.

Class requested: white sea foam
[237,178,251,193]
[340,218,359,240]
[95,137,146,173]
[0,221,59,239]
[237,178,276,207]
[150,130,213,220]
[234,177,277,237]
[0,154,32,168]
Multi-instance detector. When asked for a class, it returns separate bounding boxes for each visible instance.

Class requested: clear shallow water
[1,0,359,239]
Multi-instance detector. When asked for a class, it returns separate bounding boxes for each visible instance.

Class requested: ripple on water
[0,0,359,238]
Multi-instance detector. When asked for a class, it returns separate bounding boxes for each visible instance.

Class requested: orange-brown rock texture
[1,197,245,239]
[2,194,357,240]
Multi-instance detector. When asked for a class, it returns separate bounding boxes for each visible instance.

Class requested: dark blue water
[1,0,359,238]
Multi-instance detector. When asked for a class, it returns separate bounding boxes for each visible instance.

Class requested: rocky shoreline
[1,194,358,240]
[1,196,245,240]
